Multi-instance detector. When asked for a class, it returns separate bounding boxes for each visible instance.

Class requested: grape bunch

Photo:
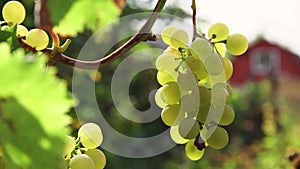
[1,1,49,50]
[155,24,248,161]
[62,123,106,169]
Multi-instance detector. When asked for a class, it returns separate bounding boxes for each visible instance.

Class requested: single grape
[161,104,184,126]
[161,26,177,45]
[196,104,210,124]
[170,125,189,144]
[184,56,208,80]
[63,136,76,159]
[177,70,198,91]
[78,123,103,149]
[195,86,211,107]
[2,1,26,24]
[226,34,248,56]
[208,23,229,42]
[178,118,200,139]
[25,28,49,50]
[214,43,226,57]
[211,82,228,106]
[169,29,189,49]
[204,53,224,76]
[217,105,235,126]
[156,70,176,85]
[154,87,167,108]
[201,126,229,150]
[155,53,181,78]
[85,149,106,169]
[190,38,212,61]
[69,154,95,169]
[185,138,205,161]
[222,56,233,80]
[161,82,181,105]
[16,24,28,37]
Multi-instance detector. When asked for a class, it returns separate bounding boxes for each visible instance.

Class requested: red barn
[230,38,300,102]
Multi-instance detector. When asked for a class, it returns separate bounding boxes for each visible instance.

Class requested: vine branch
[38,0,167,69]
[191,0,202,40]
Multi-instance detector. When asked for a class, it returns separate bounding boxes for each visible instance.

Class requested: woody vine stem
[20,0,200,70]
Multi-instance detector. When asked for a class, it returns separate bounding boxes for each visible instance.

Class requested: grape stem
[191,0,203,40]
[22,0,167,69]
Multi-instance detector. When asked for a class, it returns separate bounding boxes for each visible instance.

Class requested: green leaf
[0,42,73,169]
[49,0,120,36]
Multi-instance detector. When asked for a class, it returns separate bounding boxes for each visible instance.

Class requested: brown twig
[191,0,203,40]
[38,0,167,69]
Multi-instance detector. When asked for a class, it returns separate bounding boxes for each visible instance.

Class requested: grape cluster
[1,1,49,50]
[155,24,247,161]
[63,123,106,169]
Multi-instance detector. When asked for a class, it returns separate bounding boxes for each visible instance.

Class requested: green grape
[190,38,212,61]
[161,82,181,105]
[201,126,229,150]
[196,86,211,107]
[161,104,184,126]
[217,105,235,126]
[211,82,227,106]
[196,104,210,123]
[85,149,106,169]
[69,154,95,169]
[184,57,208,80]
[180,94,198,113]
[226,34,248,56]
[170,125,189,144]
[177,70,198,91]
[223,57,233,80]
[226,83,233,101]
[185,138,205,161]
[156,70,176,85]
[208,23,229,42]
[178,118,200,139]
[25,28,49,50]
[2,1,26,24]
[63,136,76,160]
[169,29,189,49]
[163,46,181,57]
[155,53,181,78]
[214,43,226,57]
[155,87,167,108]
[161,26,176,45]
[16,24,28,37]
[78,123,103,149]
[204,53,224,76]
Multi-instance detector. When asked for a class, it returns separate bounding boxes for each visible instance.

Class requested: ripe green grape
[169,29,189,48]
[161,82,181,105]
[177,70,197,91]
[155,53,181,78]
[16,24,28,37]
[155,87,167,108]
[178,118,200,139]
[201,126,229,150]
[163,46,181,57]
[156,70,176,85]
[161,104,184,126]
[208,23,229,42]
[204,53,224,76]
[180,94,198,113]
[63,136,76,159]
[217,105,235,126]
[184,56,208,80]
[69,154,95,169]
[223,57,233,80]
[190,38,212,61]
[226,34,248,56]
[161,26,176,45]
[25,28,49,50]
[85,149,106,169]
[196,86,211,107]
[214,43,226,57]
[170,125,189,144]
[78,123,103,149]
[185,138,205,161]
[196,104,210,124]
[211,82,228,106]
[2,1,26,24]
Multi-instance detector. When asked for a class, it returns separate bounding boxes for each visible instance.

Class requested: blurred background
[1,0,299,168]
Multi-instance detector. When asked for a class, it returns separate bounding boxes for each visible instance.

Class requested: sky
[163,0,300,56]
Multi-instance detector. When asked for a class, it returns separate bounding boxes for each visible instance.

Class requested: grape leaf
[0,43,73,169]
[48,0,120,36]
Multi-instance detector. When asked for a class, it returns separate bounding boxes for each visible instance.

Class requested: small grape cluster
[63,123,106,169]
[155,24,248,160]
[1,1,49,50]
